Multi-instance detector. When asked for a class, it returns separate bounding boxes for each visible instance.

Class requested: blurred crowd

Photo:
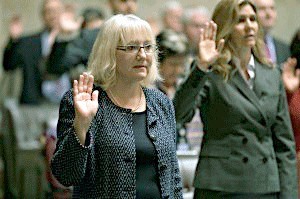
[1,0,300,198]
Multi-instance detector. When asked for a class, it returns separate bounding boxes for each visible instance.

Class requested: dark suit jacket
[3,32,44,104]
[47,28,99,75]
[274,37,290,65]
[174,59,297,198]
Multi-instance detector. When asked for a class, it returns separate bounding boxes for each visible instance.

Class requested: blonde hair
[211,0,271,79]
[87,14,160,89]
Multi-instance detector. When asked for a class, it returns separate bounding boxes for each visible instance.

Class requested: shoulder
[144,87,171,103]
[20,31,42,42]
[59,89,74,108]
[273,37,290,50]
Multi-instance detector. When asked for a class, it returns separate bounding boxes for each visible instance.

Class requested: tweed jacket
[173,59,298,198]
[51,86,183,199]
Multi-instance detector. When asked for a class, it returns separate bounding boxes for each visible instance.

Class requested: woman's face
[230,4,258,51]
[160,55,186,87]
[115,35,154,83]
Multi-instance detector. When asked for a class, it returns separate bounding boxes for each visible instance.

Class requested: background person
[253,0,290,65]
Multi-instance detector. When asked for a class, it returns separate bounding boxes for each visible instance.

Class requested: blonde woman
[51,14,183,198]
[174,0,297,198]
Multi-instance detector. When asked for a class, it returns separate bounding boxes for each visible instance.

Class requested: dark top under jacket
[51,86,183,199]
[133,111,161,199]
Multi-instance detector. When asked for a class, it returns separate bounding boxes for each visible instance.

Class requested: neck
[235,48,251,69]
[108,82,145,112]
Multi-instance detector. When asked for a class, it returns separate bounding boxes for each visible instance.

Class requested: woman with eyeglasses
[174,0,297,198]
[51,14,183,198]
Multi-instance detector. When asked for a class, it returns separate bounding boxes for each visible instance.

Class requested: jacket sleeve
[271,78,298,198]
[173,62,208,130]
[2,38,23,71]
[50,90,96,187]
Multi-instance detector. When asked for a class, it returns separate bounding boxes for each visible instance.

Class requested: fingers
[203,22,210,40]
[76,72,95,96]
[208,21,217,41]
[202,21,217,41]
[87,74,94,95]
[78,74,84,93]
[73,79,79,98]
[199,28,204,44]
[282,57,297,75]
[92,90,99,102]
[217,39,225,53]
[296,69,300,80]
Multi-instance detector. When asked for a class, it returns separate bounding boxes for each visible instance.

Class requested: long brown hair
[211,0,271,79]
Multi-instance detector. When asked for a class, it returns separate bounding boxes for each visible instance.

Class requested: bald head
[253,0,277,34]
[42,0,64,30]
[108,0,138,15]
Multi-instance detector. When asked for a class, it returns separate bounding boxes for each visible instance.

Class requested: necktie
[264,38,271,60]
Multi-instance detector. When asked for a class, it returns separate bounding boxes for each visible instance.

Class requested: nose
[137,47,147,59]
[245,18,254,29]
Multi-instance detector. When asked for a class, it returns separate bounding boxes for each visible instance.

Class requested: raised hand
[9,15,23,40]
[282,57,300,93]
[198,21,224,70]
[59,10,83,34]
[73,72,99,144]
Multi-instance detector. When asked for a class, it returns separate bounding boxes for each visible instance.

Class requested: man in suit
[253,0,290,65]
[2,0,65,104]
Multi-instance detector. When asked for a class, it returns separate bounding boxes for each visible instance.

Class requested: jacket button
[262,157,268,163]
[242,138,248,144]
[242,157,248,163]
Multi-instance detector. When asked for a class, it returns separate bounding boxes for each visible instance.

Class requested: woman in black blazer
[174,0,297,198]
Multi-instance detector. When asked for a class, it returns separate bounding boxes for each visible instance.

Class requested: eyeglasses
[116,44,157,54]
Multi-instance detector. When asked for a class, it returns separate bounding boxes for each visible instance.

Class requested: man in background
[160,1,183,33]
[47,0,139,79]
[2,0,66,104]
[253,0,290,65]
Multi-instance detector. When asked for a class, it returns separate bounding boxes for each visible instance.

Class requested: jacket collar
[229,59,268,122]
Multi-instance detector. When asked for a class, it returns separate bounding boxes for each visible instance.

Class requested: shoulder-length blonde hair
[211,0,271,79]
[87,14,160,89]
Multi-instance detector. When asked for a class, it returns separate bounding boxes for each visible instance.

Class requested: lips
[245,34,255,39]
[133,65,147,68]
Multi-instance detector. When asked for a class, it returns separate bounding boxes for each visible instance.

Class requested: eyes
[237,15,257,23]
[117,44,157,53]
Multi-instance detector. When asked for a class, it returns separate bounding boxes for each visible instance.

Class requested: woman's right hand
[73,72,99,144]
[282,57,300,93]
[197,21,224,70]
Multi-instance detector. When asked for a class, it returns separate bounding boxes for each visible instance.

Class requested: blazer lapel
[229,67,268,122]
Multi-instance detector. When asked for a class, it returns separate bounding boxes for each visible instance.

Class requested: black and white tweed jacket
[51,86,183,199]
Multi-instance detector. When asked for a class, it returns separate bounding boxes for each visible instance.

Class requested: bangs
[118,19,154,45]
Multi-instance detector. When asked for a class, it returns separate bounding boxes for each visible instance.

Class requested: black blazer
[3,32,44,104]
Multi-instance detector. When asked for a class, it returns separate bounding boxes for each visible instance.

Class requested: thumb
[295,69,300,79]
[92,90,99,102]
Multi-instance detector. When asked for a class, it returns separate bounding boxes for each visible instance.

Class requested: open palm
[73,73,99,129]
[282,58,300,93]
[198,21,224,69]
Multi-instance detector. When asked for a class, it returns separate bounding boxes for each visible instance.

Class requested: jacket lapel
[229,67,268,123]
